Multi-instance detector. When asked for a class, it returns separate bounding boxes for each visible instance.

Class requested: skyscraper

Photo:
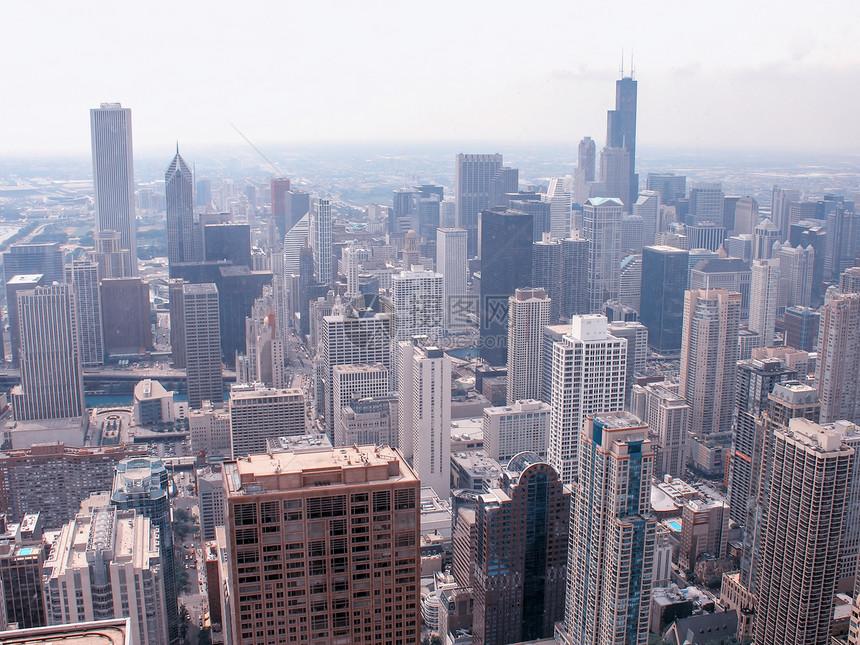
[5,273,46,365]
[583,197,623,313]
[390,265,443,343]
[606,74,638,207]
[182,283,222,409]
[688,183,724,226]
[311,197,333,288]
[11,283,85,422]
[2,242,64,285]
[455,153,503,257]
[636,383,690,479]
[680,288,741,437]
[506,288,552,404]
[749,258,781,347]
[548,315,627,485]
[816,289,860,424]
[90,103,136,271]
[633,190,660,246]
[66,259,104,367]
[640,245,689,353]
[222,445,421,645]
[228,385,306,457]
[559,412,656,645]
[436,227,469,332]
[165,149,195,267]
[778,244,815,308]
[755,418,853,645]
[100,277,152,358]
[479,208,534,366]
[270,177,291,239]
[482,400,551,462]
[772,186,800,242]
[473,453,569,644]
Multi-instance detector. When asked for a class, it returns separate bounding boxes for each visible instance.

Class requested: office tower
[436,227,469,332]
[43,504,168,644]
[479,208,534,365]
[188,401,231,457]
[749,258,781,347]
[605,74,638,207]
[598,146,632,210]
[506,288,552,403]
[688,183,724,226]
[398,342,452,497]
[391,187,417,236]
[729,357,798,525]
[228,384,305,457]
[778,244,815,308]
[238,286,286,388]
[341,243,361,301]
[0,515,48,629]
[724,234,754,264]
[167,278,187,368]
[640,245,689,353]
[782,305,819,352]
[490,166,519,209]
[196,466,225,542]
[752,217,780,260]
[639,383,690,478]
[11,283,84,422]
[607,320,647,402]
[548,315,626,485]
[574,136,597,203]
[632,190,659,246]
[618,253,642,310]
[772,186,801,241]
[532,236,563,321]
[689,258,751,319]
[685,222,726,252]
[222,445,421,645]
[559,412,655,645]
[816,289,860,424]
[415,184,444,240]
[311,197,333,287]
[391,265,443,343]
[561,237,590,319]
[66,259,103,367]
[340,396,398,448]
[722,195,741,234]
[100,277,152,357]
[331,363,390,447]
[111,456,178,644]
[0,444,145,528]
[731,196,759,236]
[88,230,133,278]
[827,202,860,282]
[583,197,623,313]
[165,149,194,267]
[320,311,392,437]
[455,153,504,256]
[196,178,212,206]
[646,173,686,206]
[2,242,64,285]
[509,194,552,241]
[677,499,730,571]
[791,221,827,304]
[282,213,310,276]
[482,400,551,462]
[203,222,252,268]
[183,283,222,409]
[5,274,46,365]
[755,418,852,645]
[546,177,572,238]
[473,454,569,645]
[270,177,291,239]
[680,288,741,437]
[90,103,136,270]
[541,324,569,404]
[622,215,644,254]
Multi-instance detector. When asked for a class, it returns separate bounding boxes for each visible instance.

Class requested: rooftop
[0,618,131,644]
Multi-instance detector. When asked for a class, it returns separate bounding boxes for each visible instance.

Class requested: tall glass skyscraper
[639,245,689,353]
[165,148,195,267]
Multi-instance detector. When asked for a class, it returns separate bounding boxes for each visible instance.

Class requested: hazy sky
[4,0,860,156]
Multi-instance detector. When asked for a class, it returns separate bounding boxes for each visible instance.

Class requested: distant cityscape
[0,71,857,645]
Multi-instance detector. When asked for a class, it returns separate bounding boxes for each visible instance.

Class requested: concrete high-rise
[606,75,639,207]
[633,189,660,246]
[331,363,390,447]
[165,149,195,267]
[183,283,222,409]
[473,453,569,645]
[575,136,597,204]
[66,259,103,367]
[816,289,860,424]
[559,412,656,645]
[228,384,306,457]
[598,147,632,210]
[2,242,64,285]
[436,227,469,332]
[11,283,85,422]
[311,198,333,288]
[753,217,781,260]
[680,288,741,437]
[583,197,623,313]
[100,277,152,358]
[479,208,534,366]
[506,288,552,404]
[646,173,686,206]
[637,383,690,479]
[548,315,627,485]
[640,245,689,353]
[455,153,503,257]
[778,244,815,308]
[88,230,133,279]
[755,418,853,645]
[749,258,781,347]
[772,186,800,242]
[390,265,443,343]
[90,103,136,271]
[222,445,421,645]
[482,400,551,462]
[688,183,724,226]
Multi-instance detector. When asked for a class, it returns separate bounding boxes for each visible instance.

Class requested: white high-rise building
[282,213,309,276]
[548,315,627,485]
[182,283,222,410]
[558,411,656,645]
[749,258,781,347]
[638,383,690,479]
[188,401,231,457]
[67,258,104,367]
[756,418,853,645]
[43,504,168,645]
[816,290,860,424]
[583,197,623,313]
[342,243,362,301]
[11,283,85,422]
[778,243,815,309]
[546,177,572,239]
[436,228,469,332]
[506,288,552,404]
[390,265,443,343]
[228,384,306,457]
[90,103,137,272]
[311,198,333,287]
[331,363,390,447]
[483,399,551,462]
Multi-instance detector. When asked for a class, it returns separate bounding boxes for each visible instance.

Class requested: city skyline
[3,2,860,155]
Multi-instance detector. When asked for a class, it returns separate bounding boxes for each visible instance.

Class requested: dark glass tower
[639,245,689,353]
[606,76,638,207]
[165,149,194,268]
[479,208,534,366]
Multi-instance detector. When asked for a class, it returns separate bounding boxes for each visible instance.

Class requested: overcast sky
[4,0,860,156]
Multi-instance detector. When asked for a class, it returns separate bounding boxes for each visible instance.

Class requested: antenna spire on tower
[620,48,625,77]
[630,49,635,79]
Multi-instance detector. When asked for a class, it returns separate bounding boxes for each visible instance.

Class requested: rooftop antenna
[620,48,625,77]
[630,49,635,79]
